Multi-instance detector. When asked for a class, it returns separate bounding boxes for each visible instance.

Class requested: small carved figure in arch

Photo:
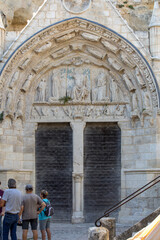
[142,88,152,112]
[107,56,123,71]
[122,72,136,92]
[131,90,140,118]
[51,72,58,100]
[15,95,24,120]
[5,90,13,118]
[9,71,19,89]
[37,78,46,102]
[93,71,109,102]
[135,67,146,88]
[21,74,34,92]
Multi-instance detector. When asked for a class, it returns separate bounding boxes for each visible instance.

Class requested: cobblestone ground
[16,222,93,240]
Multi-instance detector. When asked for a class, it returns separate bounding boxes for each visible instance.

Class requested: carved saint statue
[143,88,151,111]
[51,73,58,99]
[123,72,135,92]
[108,56,123,71]
[71,72,90,102]
[131,91,139,117]
[21,74,33,92]
[110,78,119,102]
[37,78,46,102]
[9,71,19,89]
[5,90,13,115]
[135,67,145,88]
[15,95,24,119]
[93,72,108,101]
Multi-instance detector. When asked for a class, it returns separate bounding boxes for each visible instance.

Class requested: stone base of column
[72,212,85,223]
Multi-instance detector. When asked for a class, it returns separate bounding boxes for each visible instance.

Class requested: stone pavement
[16,222,93,240]
[15,222,130,240]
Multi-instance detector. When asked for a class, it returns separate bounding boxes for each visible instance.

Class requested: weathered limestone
[100,218,116,240]
[88,227,109,240]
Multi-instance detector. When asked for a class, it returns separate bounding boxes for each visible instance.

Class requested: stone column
[70,121,86,223]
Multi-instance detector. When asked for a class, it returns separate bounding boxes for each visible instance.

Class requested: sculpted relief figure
[15,95,24,119]
[108,56,123,71]
[93,72,109,101]
[34,41,52,53]
[36,78,46,102]
[131,91,140,117]
[135,67,146,88]
[9,71,19,89]
[110,78,119,102]
[21,73,34,92]
[143,88,151,112]
[120,51,136,68]
[5,90,13,117]
[71,72,90,102]
[122,72,136,92]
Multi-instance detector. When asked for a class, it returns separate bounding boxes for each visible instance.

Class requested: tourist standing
[0,181,4,240]
[39,190,52,240]
[20,184,46,240]
[0,178,22,240]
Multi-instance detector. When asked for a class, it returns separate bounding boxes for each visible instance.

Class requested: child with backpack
[38,190,53,240]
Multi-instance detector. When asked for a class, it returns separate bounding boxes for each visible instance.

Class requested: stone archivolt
[0,18,158,125]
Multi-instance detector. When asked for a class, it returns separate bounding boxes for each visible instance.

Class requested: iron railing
[95,175,160,227]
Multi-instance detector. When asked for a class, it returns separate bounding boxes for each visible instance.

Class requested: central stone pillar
[70,121,86,223]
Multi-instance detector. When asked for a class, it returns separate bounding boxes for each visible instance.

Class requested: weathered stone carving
[50,72,59,100]
[34,41,52,53]
[70,42,84,51]
[86,46,104,59]
[56,32,76,43]
[63,0,91,14]
[15,94,24,120]
[107,56,123,71]
[120,51,136,68]
[21,73,34,92]
[33,58,51,73]
[88,227,109,240]
[36,78,46,102]
[71,72,90,102]
[19,58,30,70]
[101,39,118,53]
[110,78,119,102]
[9,71,19,89]
[5,90,13,118]
[92,72,109,102]
[142,88,152,112]
[123,72,136,92]
[81,32,100,42]
[131,91,140,122]
[51,46,70,59]
[135,67,146,88]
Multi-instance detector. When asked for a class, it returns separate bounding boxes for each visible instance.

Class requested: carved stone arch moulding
[0,17,159,126]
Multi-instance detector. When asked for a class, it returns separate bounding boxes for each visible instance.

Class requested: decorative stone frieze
[0,18,158,128]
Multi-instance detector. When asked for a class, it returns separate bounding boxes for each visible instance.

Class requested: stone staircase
[114,207,160,240]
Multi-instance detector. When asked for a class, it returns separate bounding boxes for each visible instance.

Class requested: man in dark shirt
[0,181,4,240]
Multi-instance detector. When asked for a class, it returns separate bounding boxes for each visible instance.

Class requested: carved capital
[72,172,83,183]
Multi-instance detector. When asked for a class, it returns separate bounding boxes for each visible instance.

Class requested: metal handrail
[95,175,160,227]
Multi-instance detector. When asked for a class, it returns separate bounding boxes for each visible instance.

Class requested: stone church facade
[0,0,160,224]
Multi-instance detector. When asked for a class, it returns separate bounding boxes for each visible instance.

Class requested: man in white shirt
[0,178,22,240]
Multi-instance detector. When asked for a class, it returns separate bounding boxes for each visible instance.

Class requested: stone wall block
[88,227,109,240]
[100,218,116,240]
